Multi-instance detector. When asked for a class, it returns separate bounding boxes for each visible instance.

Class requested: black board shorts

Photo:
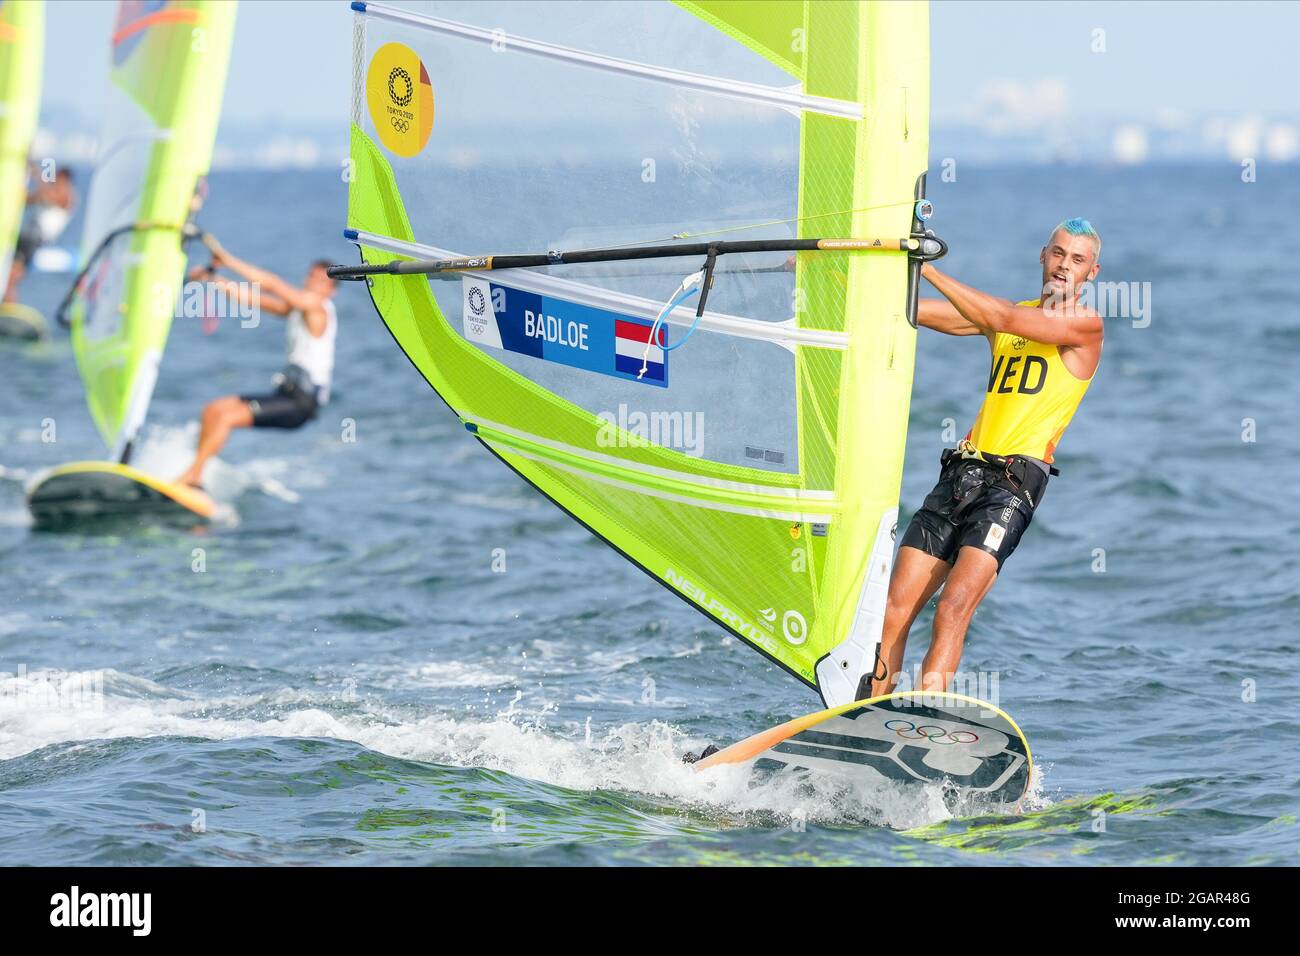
[240,381,319,429]
[13,230,40,268]
[900,455,1048,572]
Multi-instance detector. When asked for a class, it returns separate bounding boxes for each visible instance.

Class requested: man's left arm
[922,265,1102,347]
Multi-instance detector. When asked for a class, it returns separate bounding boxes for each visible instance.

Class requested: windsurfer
[4,164,76,304]
[176,236,338,488]
[868,218,1105,696]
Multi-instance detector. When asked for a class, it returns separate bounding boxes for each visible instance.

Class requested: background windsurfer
[176,236,338,489]
[4,164,76,304]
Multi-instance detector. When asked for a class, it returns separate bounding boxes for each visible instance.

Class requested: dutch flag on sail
[613,319,667,385]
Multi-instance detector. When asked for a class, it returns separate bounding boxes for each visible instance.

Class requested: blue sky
[932,1,1300,121]
[34,0,1300,164]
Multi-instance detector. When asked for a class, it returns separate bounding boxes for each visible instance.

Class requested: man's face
[1039,230,1100,303]
[305,265,336,298]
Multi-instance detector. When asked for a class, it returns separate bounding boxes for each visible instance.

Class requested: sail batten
[358,1,863,120]
[344,1,930,704]
[469,417,837,499]
[345,229,854,351]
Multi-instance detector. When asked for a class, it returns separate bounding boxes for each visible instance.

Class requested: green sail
[69,1,236,459]
[0,0,43,297]
[343,0,930,706]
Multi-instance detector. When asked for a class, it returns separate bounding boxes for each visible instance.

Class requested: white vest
[286,299,336,403]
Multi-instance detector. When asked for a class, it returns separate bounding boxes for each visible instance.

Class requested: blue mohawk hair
[1053,217,1101,260]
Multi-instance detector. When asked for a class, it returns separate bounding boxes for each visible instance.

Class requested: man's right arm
[201,236,297,316]
[189,265,289,316]
[917,298,989,337]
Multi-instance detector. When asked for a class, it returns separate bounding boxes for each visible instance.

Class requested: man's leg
[920,545,999,691]
[3,258,26,304]
[177,395,252,487]
[868,545,953,697]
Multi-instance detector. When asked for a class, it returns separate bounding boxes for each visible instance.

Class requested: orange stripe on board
[693,701,864,770]
[112,7,202,47]
[159,480,218,518]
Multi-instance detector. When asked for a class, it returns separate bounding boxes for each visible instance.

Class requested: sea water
[0,163,1296,865]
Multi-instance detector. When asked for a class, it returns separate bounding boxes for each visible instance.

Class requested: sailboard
[28,460,218,527]
[0,0,42,315]
[694,691,1032,806]
[337,1,941,707]
[26,0,236,528]
[0,299,44,338]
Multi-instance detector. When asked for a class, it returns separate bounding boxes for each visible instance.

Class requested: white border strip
[351,230,849,352]
[499,445,836,524]
[359,2,862,121]
[474,416,836,502]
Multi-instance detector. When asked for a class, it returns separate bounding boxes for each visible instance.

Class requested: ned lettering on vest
[176,235,338,489]
[867,218,1104,698]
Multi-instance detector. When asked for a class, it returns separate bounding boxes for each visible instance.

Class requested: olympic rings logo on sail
[391,117,411,133]
[883,719,979,745]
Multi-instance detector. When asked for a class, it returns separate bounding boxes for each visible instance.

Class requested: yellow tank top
[965,299,1094,463]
